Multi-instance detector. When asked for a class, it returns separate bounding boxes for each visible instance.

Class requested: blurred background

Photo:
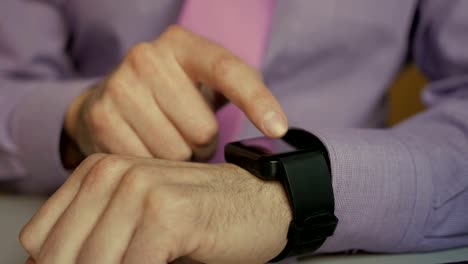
[388,64,426,126]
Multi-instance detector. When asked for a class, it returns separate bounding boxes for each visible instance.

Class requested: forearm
[303,93,468,253]
[313,0,468,252]
[0,0,99,193]
[309,127,430,253]
[0,78,98,194]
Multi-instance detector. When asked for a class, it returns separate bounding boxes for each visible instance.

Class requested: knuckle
[212,54,238,81]
[168,147,192,161]
[192,122,218,147]
[86,100,108,133]
[235,84,269,113]
[93,155,125,172]
[19,227,37,257]
[105,74,131,101]
[80,155,126,191]
[84,153,107,165]
[162,24,187,42]
[80,169,103,192]
[248,87,269,105]
[89,155,124,179]
[118,167,147,195]
[126,42,159,77]
[126,42,152,65]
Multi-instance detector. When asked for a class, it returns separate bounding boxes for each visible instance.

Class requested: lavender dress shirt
[1,0,468,255]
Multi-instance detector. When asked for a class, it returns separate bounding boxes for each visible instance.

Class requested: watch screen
[234,128,320,157]
[224,128,329,180]
[238,137,299,156]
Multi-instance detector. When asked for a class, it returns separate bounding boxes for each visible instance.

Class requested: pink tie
[178,0,274,162]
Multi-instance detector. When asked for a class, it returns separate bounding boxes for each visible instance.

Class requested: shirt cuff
[308,128,433,253]
[11,78,100,194]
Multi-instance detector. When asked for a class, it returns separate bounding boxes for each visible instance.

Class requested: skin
[63,25,288,163]
[22,25,292,263]
[20,154,293,264]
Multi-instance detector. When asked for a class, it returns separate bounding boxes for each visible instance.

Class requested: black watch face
[224,128,327,180]
[224,131,305,180]
[236,137,299,157]
[230,128,316,159]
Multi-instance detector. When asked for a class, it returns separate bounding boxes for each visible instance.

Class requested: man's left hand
[19,154,292,264]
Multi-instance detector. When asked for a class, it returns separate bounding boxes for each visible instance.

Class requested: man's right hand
[64,25,288,164]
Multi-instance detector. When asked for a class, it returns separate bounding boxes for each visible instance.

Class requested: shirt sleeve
[0,0,99,194]
[312,0,468,253]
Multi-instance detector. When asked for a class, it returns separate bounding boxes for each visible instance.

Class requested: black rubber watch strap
[270,151,337,262]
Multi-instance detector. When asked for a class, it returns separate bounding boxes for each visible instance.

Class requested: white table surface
[1,195,468,264]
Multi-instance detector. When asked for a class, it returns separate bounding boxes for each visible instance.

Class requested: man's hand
[64,25,288,163]
[20,154,293,264]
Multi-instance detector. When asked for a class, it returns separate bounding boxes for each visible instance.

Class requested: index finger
[166,26,288,138]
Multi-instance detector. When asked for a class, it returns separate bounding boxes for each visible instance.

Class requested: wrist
[61,88,93,169]
[225,128,337,261]
[263,180,293,258]
[64,88,92,140]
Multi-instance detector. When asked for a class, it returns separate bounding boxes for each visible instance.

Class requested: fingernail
[262,111,287,137]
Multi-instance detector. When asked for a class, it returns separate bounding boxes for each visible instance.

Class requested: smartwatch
[224,128,338,262]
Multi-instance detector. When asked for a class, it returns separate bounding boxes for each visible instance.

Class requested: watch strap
[270,151,337,262]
